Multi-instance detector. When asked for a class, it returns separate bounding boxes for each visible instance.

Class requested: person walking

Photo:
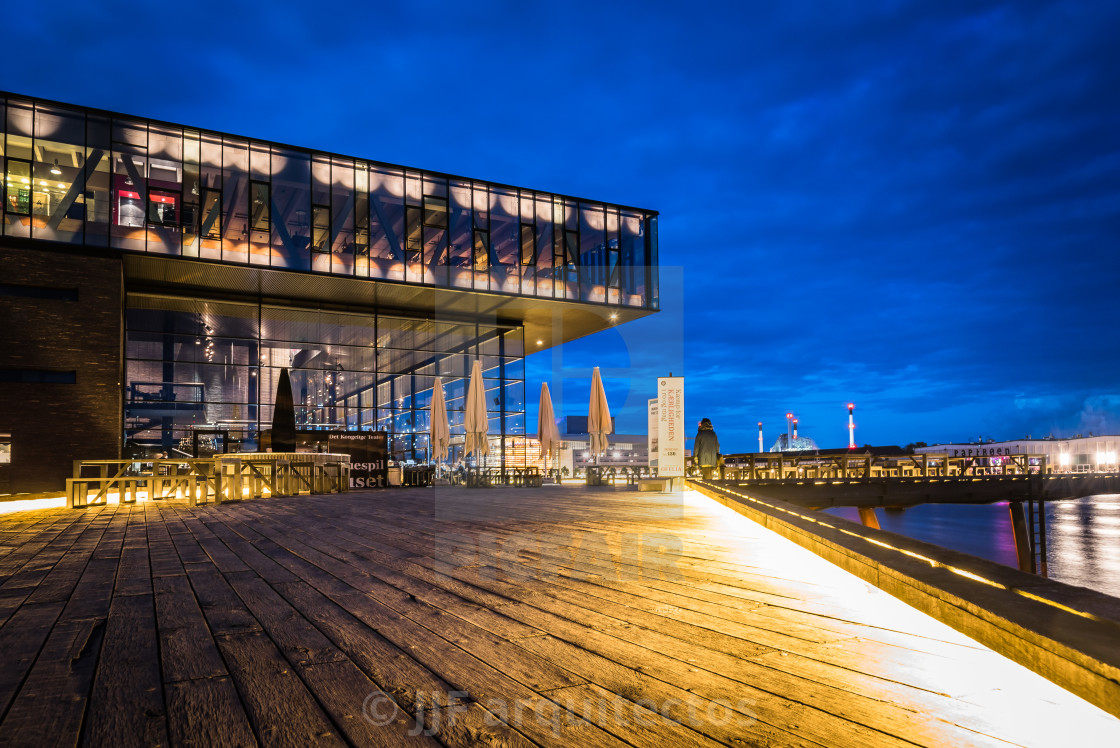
[694,418,720,480]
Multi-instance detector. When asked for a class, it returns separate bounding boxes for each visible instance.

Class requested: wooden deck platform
[1,486,1118,746]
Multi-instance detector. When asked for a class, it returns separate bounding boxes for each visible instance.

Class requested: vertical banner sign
[648,398,659,467]
[327,431,389,489]
[657,377,685,477]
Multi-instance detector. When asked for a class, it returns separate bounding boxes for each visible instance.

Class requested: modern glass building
[0,92,658,493]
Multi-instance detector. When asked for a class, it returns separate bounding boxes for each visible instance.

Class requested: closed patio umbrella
[429,376,449,463]
[464,359,489,460]
[537,382,560,462]
[588,366,613,458]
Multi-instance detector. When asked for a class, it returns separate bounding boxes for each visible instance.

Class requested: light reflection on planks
[0,486,1118,746]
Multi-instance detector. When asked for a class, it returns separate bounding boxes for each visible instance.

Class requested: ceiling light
[50,160,62,176]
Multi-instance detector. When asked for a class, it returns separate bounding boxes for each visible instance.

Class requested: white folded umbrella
[464,359,490,459]
[588,366,613,457]
[429,376,449,462]
[537,382,560,461]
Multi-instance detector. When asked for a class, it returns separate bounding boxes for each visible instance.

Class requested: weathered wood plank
[0,617,106,745]
[0,541,122,745]
[223,571,345,667]
[153,574,228,683]
[215,630,346,747]
[0,601,65,717]
[165,676,259,748]
[183,563,263,637]
[82,593,169,748]
[295,660,443,747]
[235,515,586,694]
[242,508,543,641]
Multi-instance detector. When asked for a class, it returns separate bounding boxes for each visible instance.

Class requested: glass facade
[125,294,524,462]
[1,93,658,309]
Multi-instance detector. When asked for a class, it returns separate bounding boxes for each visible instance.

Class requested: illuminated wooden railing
[688,478,1120,719]
[68,453,349,508]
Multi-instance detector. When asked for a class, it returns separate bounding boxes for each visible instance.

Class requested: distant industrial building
[915,435,1120,473]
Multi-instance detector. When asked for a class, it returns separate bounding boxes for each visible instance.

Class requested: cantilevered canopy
[123,255,655,353]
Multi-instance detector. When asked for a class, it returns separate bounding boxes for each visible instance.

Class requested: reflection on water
[825,495,1120,599]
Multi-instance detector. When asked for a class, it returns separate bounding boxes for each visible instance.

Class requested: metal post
[1026,498,1036,574]
[1008,501,1033,573]
[1038,499,1048,576]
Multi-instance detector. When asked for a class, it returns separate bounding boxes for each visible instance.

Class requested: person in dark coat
[693,418,720,480]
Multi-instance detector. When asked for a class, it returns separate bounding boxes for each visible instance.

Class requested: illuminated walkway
[1,487,1118,746]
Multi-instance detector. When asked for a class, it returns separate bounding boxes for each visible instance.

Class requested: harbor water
[826,495,1120,599]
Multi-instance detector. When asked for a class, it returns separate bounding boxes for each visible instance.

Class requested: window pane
[199,133,223,260]
[331,158,354,275]
[148,190,180,226]
[424,195,448,286]
[111,122,147,252]
[490,188,518,294]
[84,116,111,247]
[221,138,249,263]
[405,204,423,283]
[182,130,200,256]
[311,204,330,254]
[250,181,269,233]
[270,147,310,270]
[579,203,606,302]
[201,188,222,239]
[32,105,85,244]
[473,229,489,271]
[4,158,30,215]
[369,166,404,281]
[449,182,472,288]
[621,211,647,306]
[354,163,369,277]
[311,155,331,272]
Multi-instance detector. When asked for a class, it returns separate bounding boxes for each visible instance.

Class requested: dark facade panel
[0,246,122,493]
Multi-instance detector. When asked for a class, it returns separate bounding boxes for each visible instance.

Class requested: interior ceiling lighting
[50,159,62,175]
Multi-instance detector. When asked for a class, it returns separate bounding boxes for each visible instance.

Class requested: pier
[713,452,1120,576]
[2,486,1119,745]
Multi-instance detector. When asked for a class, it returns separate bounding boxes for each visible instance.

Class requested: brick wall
[0,246,123,493]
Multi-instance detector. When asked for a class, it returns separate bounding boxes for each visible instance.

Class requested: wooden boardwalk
[1,486,1118,747]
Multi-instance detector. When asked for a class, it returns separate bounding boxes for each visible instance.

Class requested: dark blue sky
[7,1,1119,451]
